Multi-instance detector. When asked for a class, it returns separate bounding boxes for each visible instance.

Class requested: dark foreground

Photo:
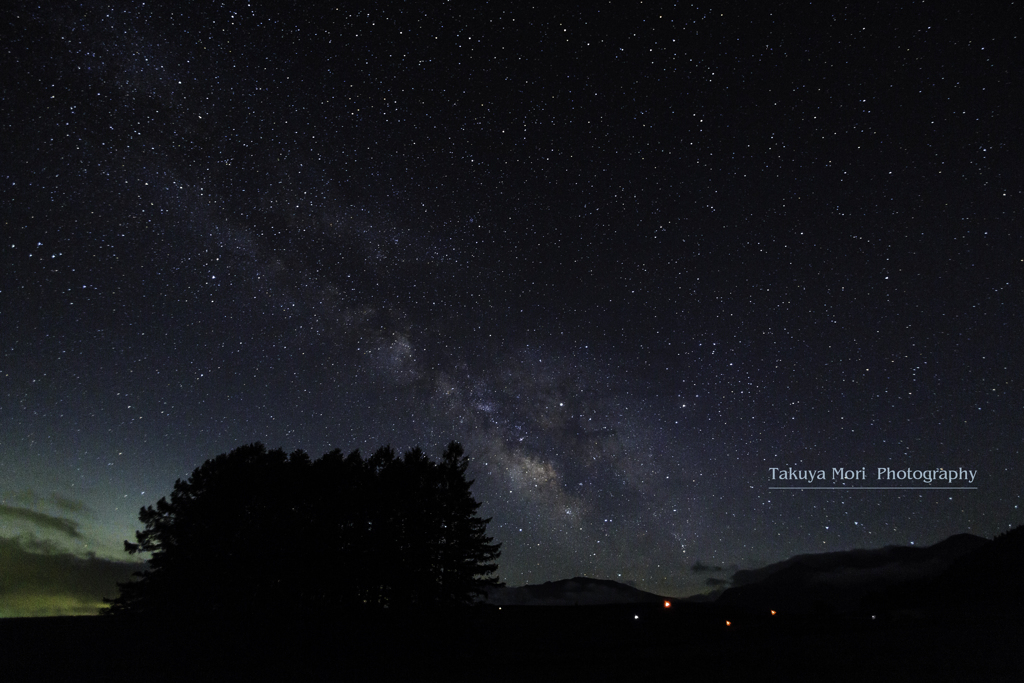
[3,603,1020,682]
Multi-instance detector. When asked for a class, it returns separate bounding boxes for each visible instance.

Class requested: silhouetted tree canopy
[103,442,501,616]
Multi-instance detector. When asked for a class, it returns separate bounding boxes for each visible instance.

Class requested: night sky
[2,1,1021,616]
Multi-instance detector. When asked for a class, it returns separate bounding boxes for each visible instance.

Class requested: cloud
[9,490,91,515]
[705,577,729,587]
[49,494,91,515]
[0,505,82,539]
[691,561,724,573]
[0,535,144,617]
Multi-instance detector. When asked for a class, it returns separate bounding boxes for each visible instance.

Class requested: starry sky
[1,1,1021,616]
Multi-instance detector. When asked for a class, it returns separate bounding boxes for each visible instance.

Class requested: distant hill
[940,524,1024,604]
[484,577,671,606]
[717,533,991,615]
[869,524,1024,617]
[482,527,1024,615]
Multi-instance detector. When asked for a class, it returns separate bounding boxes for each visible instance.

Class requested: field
[3,603,1019,682]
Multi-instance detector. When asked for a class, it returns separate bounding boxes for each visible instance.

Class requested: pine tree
[103,441,501,616]
[436,442,503,604]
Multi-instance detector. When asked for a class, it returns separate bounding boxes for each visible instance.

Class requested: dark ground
[2,603,1020,682]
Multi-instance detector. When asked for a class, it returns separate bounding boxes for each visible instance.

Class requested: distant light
[664,600,671,608]
[634,615,639,620]
[725,620,731,626]
[770,610,776,615]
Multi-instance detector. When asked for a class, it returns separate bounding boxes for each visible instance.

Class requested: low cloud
[0,535,144,617]
[49,495,91,515]
[691,561,724,573]
[0,505,82,539]
[9,491,91,515]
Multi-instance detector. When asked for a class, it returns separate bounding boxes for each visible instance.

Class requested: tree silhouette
[103,441,500,616]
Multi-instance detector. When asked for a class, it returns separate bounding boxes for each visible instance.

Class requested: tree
[103,441,501,616]
[435,442,502,603]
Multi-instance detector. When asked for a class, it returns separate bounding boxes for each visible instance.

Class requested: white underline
[768,486,977,490]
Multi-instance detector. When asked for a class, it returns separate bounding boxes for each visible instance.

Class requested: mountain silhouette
[484,577,671,606]
[868,525,1024,618]
[941,525,1024,595]
[717,533,990,615]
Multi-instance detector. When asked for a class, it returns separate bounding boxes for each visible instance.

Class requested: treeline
[105,442,501,617]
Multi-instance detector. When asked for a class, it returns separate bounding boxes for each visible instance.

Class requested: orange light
[725,620,731,626]
[664,600,671,608]
[770,610,776,615]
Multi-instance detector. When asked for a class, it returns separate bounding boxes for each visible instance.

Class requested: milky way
[1,1,1021,613]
